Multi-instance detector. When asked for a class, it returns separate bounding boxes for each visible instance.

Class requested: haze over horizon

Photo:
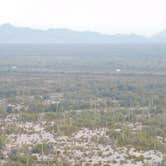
[0,22,166,37]
[0,0,166,36]
[1,22,166,43]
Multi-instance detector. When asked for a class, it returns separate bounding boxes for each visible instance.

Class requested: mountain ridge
[0,23,164,43]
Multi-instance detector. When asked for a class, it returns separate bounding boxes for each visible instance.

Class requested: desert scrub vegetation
[6,107,165,153]
[108,127,166,152]
[0,135,6,149]
[41,110,124,136]
[4,154,37,166]
[11,108,166,154]
[0,46,166,166]
[31,143,53,155]
[159,157,166,166]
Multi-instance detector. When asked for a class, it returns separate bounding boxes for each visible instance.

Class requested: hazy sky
[0,0,166,36]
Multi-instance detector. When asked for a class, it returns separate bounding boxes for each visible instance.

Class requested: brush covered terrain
[0,44,166,166]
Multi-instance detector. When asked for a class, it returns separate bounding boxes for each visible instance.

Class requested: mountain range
[0,23,165,43]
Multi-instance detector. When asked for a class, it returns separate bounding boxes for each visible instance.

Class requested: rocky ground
[0,114,164,166]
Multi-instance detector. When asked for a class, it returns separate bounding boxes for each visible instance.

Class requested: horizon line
[0,22,164,38]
